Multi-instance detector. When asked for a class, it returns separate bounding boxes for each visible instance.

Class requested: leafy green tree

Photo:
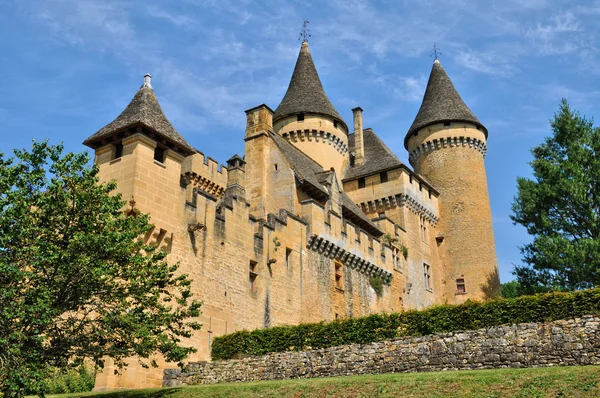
[511,100,600,291]
[0,141,201,397]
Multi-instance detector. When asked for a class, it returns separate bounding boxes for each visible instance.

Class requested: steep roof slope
[344,128,404,180]
[84,75,194,154]
[404,59,486,149]
[273,42,346,130]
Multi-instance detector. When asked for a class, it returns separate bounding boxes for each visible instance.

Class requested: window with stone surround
[154,146,166,163]
[113,142,123,159]
[423,263,431,291]
[358,177,365,189]
[456,278,466,294]
[334,260,344,290]
[420,216,427,243]
[380,171,388,183]
[249,260,258,292]
[393,247,401,272]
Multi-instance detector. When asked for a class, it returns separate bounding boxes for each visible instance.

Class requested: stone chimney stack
[352,107,365,166]
[245,104,274,140]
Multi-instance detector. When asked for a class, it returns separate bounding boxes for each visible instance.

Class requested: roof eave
[404,119,488,150]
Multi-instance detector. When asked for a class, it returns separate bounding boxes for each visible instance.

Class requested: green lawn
[49,366,600,398]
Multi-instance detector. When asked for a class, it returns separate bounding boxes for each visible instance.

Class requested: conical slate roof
[83,75,195,154]
[273,41,347,131]
[404,60,486,149]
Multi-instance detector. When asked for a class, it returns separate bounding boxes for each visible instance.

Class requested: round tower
[273,41,349,179]
[405,59,499,302]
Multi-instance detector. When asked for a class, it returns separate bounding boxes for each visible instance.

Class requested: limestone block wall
[163,316,600,387]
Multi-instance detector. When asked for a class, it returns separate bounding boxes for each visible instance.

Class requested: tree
[0,141,201,397]
[511,100,600,291]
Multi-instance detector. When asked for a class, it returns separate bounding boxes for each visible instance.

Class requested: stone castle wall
[163,316,600,387]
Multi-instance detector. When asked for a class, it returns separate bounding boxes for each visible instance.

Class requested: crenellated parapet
[408,135,487,167]
[281,130,349,156]
[358,192,438,225]
[307,234,393,283]
[181,151,228,199]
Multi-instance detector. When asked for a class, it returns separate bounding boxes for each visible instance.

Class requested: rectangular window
[297,113,305,121]
[393,247,400,271]
[333,120,338,128]
[358,177,366,189]
[409,175,413,184]
[420,216,427,243]
[424,263,431,290]
[154,146,166,163]
[285,248,292,270]
[249,260,258,292]
[456,278,466,294]
[380,171,388,183]
[334,261,344,290]
[114,142,123,159]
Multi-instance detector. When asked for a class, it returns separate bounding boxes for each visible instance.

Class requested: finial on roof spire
[143,73,152,88]
[430,43,442,61]
[299,20,311,43]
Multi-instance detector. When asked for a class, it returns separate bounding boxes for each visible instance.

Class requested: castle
[84,40,500,390]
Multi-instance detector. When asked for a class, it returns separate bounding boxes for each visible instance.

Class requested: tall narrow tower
[405,59,500,302]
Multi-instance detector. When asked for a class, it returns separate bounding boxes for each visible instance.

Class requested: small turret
[406,59,499,303]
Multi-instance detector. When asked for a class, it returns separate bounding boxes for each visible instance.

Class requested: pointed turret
[404,59,486,149]
[83,74,195,155]
[273,41,347,131]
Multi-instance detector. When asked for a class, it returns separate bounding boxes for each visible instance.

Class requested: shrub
[24,365,96,395]
[211,288,600,361]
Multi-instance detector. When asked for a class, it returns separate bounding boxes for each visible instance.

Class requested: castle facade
[84,41,500,390]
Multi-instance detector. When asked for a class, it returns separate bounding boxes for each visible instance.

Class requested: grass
[45,366,600,398]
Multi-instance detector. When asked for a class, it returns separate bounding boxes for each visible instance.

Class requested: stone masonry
[163,316,600,386]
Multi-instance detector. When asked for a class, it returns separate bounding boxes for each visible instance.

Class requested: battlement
[189,188,395,283]
[181,151,228,198]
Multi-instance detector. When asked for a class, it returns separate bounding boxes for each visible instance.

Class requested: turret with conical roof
[84,74,195,156]
[406,58,499,303]
[273,41,349,182]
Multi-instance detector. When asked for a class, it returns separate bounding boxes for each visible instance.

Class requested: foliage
[211,288,600,360]
[25,365,96,395]
[511,100,600,291]
[500,281,553,298]
[0,141,202,397]
[400,243,409,259]
[369,276,384,297]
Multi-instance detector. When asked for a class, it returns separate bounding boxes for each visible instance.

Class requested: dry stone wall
[163,316,600,387]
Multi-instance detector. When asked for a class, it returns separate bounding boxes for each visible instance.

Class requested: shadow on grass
[71,388,183,398]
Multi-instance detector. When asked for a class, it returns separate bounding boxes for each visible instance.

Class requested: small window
[114,142,123,159]
[456,278,466,294]
[428,190,432,199]
[419,182,423,191]
[393,247,400,271]
[409,175,413,184]
[380,171,388,183]
[333,120,338,128]
[334,261,344,290]
[154,147,166,163]
[274,163,278,171]
[420,216,427,243]
[424,263,431,290]
[285,248,292,270]
[358,177,366,189]
[249,261,258,292]
[297,113,305,122]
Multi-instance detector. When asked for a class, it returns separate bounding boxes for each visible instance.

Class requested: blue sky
[1,0,599,283]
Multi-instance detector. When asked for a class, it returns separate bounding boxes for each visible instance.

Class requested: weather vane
[299,20,311,42]
[431,43,442,60]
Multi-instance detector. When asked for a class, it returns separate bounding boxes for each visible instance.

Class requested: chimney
[143,73,152,88]
[352,107,365,166]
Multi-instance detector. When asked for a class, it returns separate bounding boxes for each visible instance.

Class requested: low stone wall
[163,316,600,387]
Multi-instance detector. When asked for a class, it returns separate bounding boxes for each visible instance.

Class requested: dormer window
[154,146,166,163]
[113,142,123,160]
[297,113,305,122]
[358,177,366,189]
